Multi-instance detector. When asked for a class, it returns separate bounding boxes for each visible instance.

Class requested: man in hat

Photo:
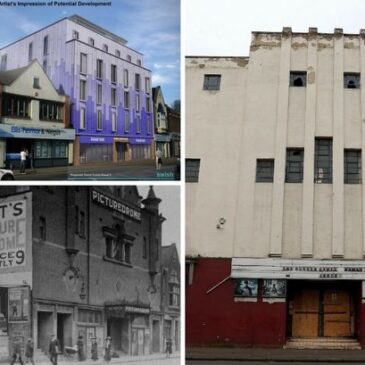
[48,335,60,365]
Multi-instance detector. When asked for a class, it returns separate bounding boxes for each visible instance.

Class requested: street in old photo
[0,186,180,363]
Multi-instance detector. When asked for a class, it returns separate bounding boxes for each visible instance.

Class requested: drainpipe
[87,187,90,305]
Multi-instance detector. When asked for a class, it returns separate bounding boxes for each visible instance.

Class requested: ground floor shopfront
[0,124,75,168]
[74,135,154,165]
[186,257,365,348]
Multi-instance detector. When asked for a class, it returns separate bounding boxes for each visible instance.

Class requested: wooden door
[323,290,351,337]
[292,289,319,337]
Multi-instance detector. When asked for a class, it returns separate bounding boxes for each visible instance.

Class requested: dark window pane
[186,159,200,182]
[290,71,307,87]
[203,75,221,90]
[256,159,274,182]
[344,149,361,184]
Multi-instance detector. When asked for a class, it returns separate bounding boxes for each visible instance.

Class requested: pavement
[186,347,365,363]
[10,158,180,181]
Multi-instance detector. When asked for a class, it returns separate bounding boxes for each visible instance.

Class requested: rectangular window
[0,54,7,71]
[2,94,31,118]
[111,64,117,83]
[146,96,151,112]
[96,84,102,104]
[137,59,142,66]
[203,74,221,90]
[40,217,46,241]
[256,159,275,182]
[285,148,304,183]
[124,69,129,87]
[79,211,85,237]
[124,91,129,108]
[344,73,360,89]
[314,138,332,183]
[39,101,62,121]
[80,53,87,74]
[96,59,103,79]
[136,94,140,111]
[88,37,95,46]
[28,43,33,62]
[344,149,362,184]
[125,112,130,132]
[42,59,47,72]
[136,115,141,133]
[103,44,108,52]
[73,30,79,40]
[145,77,150,93]
[135,73,140,90]
[53,141,67,158]
[111,111,117,132]
[290,71,307,87]
[111,88,117,106]
[43,35,49,55]
[33,77,40,89]
[186,158,201,182]
[115,50,121,58]
[80,80,86,101]
[80,107,86,129]
[97,110,102,130]
[169,285,180,307]
[147,115,152,134]
[127,54,132,62]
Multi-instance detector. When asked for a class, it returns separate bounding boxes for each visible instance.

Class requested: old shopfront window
[39,101,62,121]
[78,309,102,324]
[2,94,30,118]
[104,225,134,265]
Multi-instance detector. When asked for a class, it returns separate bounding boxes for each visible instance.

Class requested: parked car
[0,169,15,180]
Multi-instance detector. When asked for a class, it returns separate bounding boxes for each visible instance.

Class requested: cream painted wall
[187,30,365,261]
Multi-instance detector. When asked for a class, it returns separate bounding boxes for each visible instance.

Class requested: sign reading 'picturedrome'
[0,199,27,268]
[92,190,141,221]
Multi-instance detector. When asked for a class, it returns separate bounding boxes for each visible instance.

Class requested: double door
[292,288,353,337]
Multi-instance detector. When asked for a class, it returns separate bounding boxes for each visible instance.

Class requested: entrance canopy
[231,257,365,280]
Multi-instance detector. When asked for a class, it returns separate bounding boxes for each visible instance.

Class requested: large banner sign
[0,198,27,268]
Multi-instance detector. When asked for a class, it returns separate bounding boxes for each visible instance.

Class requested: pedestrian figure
[91,338,98,361]
[77,336,85,361]
[49,335,60,365]
[10,342,23,365]
[155,149,163,170]
[104,337,111,362]
[25,338,34,365]
[165,338,172,358]
[20,148,28,175]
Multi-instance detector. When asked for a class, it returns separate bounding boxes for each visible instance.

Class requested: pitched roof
[0,64,29,85]
[161,243,179,266]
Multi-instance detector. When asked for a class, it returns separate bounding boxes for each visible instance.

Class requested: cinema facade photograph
[186,27,365,350]
[0,185,180,361]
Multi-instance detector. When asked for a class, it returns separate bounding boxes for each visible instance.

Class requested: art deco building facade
[186,27,365,348]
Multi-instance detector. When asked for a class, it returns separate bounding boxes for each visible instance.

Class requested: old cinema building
[0,186,171,359]
[186,28,365,349]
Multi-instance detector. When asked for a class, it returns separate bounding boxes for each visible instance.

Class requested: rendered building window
[33,77,40,89]
[43,36,49,55]
[344,73,360,89]
[124,91,129,109]
[125,111,130,132]
[0,55,7,71]
[96,84,102,104]
[290,71,307,87]
[28,43,33,62]
[103,44,108,52]
[111,111,117,132]
[344,149,362,184]
[146,96,151,112]
[39,101,62,121]
[186,158,201,182]
[137,59,142,66]
[115,50,121,58]
[127,54,132,62]
[73,30,79,40]
[203,74,221,90]
[111,64,117,83]
[80,107,86,129]
[124,69,129,87]
[136,94,140,111]
[285,148,304,183]
[2,94,30,118]
[42,59,47,72]
[111,88,117,106]
[256,159,274,182]
[145,77,150,93]
[97,110,102,130]
[80,53,87,74]
[135,73,140,90]
[136,115,141,133]
[314,138,332,183]
[96,59,103,79]
[88,37,95,46]
[80,80,86,101]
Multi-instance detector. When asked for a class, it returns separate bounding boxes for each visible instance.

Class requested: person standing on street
[48,335,60,365]
[156,148,163,170]
[25,338,34,365]
[20,148,28,174]
[91,338,98,361]
[103,337,111,362]
[77,336,85,361]
[10,342,23,365]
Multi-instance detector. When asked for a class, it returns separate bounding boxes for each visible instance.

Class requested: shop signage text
[0,124,75,140]
[0,199,26,268]
[92,190,141,221]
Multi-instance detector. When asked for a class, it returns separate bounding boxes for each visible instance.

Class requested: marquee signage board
[91,190,141,221]
[232,257,365,280]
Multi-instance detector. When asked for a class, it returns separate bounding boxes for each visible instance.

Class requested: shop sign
[232,257,365,280]
[79,136,113,144]
[91,190,141,221]
[0,124,75,140]
[129,137,151,145]
[0,198,27,268]
[8,287,30,323]
[125,306,150,314]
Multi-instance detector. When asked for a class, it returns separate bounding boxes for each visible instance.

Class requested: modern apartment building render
[0,15,154,165]
[186,28,365,348]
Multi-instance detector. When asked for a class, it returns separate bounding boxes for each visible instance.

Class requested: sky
[0,0,180,106]
[186,0,365,56]
[138,185,180,257]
